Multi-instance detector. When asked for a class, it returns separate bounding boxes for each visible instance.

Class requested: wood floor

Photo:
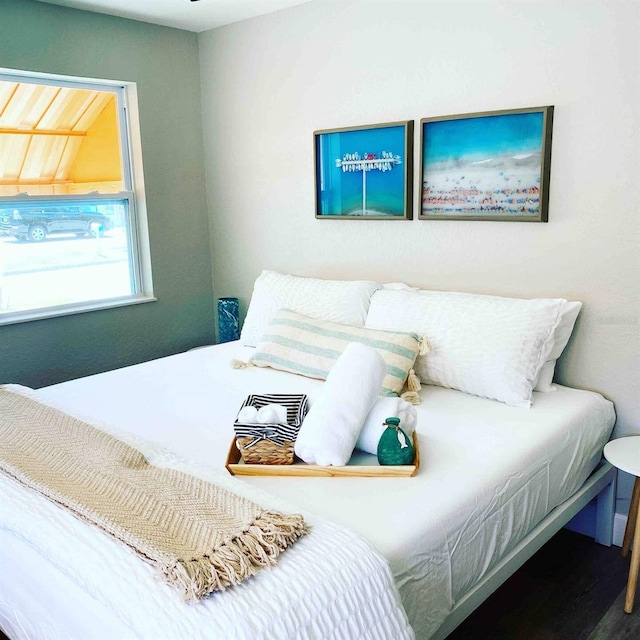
[448,529,640,640]
[0,530,637,640]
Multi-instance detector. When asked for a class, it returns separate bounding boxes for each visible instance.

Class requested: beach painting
[420,106,553,222]
[314,121,413,220]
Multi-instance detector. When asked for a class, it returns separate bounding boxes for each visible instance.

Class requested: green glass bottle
[377,417,415,465]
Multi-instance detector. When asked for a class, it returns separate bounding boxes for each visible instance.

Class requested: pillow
[534,361,556,392]
[364,289,569,407]
[240,271,380,347]
[533,301,582,392]
[383,282,419,291]
[250,309,424,397]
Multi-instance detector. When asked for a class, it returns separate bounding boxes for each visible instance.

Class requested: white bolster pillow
[294,342,386,466]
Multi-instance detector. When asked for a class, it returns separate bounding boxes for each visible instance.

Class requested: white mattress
[1,342,615,640]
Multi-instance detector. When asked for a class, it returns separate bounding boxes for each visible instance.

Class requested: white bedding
[0,341,615,640]
[0,386,412,640]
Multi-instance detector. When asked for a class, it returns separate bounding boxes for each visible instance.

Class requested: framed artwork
[314,120,413,220]
[419,106,553,222]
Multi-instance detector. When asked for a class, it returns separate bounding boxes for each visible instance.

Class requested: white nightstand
[604,436,640,614]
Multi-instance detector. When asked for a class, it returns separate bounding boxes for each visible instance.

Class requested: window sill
[0,295,157,326]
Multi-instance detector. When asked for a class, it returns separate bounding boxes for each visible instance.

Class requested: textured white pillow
[534,361,556,392]
[240,271,380,347]
[533,301,582,391]
[365,289,569,407]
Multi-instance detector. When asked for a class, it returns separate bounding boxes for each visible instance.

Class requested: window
[0,70,153,324]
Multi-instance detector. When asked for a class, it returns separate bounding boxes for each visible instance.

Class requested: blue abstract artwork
[315,121,413,219]
[420,107,553,221]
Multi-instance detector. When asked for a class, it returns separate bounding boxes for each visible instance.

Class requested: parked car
[0,206,112,242]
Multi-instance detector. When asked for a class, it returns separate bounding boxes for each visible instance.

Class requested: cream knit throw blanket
[0,387,308,602]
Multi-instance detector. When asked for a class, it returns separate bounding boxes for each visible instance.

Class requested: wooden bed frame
[433,460,617,639]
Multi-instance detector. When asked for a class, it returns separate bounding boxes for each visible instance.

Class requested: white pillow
[534,361,556,392]
[533,301,582,391]
[240,271,380,347]
[364,289,570,407]
[383,282,419,291]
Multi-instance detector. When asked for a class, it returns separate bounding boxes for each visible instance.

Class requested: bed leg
[595,468,617,546]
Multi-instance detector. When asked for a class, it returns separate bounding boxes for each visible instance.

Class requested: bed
[0,273,617,640]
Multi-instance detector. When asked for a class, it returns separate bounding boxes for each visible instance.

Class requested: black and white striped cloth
[234,394,309,448]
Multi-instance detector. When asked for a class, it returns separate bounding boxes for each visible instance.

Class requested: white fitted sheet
[1,341,615,640]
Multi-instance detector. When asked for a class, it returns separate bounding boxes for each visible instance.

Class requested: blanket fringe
[162,510,308,602]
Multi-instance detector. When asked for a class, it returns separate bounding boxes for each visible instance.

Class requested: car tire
[28,224,47,242]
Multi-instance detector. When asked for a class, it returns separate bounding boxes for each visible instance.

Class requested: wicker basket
[236,436,297,465]
[234,394,309,465]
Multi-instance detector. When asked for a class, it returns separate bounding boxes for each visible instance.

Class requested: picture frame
[314,120,413,220]
[419,106,553,222]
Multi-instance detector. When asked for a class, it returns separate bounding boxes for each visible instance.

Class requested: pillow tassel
[400,391,421,406]
[400,369,422,406]
[231,359,254,370]
[406,368,421,393]
[418,336,432,356]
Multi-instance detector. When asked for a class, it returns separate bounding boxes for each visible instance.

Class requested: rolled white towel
[237,403,289,425]
[294,342,387,466]
[355,397,417,455]
[256,403,288,424]
[237,406,259,423]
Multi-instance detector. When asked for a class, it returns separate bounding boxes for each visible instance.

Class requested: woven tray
[225,432,420,477]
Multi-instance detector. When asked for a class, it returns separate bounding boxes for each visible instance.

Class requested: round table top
[604,436,640,477]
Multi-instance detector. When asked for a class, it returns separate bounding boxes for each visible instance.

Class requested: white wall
[199,0,639,450]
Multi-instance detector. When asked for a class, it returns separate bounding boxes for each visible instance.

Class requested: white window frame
[0,68,155,326]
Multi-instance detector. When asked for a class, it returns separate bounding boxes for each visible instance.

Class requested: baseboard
[613,512,627,547]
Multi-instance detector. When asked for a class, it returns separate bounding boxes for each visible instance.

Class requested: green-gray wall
[0,0,214,387]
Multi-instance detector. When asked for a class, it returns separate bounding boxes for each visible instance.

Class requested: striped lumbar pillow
[250,309,426,397]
